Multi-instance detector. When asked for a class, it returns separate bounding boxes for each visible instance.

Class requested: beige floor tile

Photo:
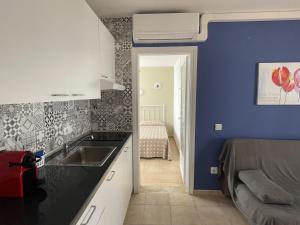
[169,192,195,206]
[196,206,231,225]
[143,175,182,185]
[193,194,220,207]
[130,193,146,205]
[171,205,202,225]
[140,138,183,188]
[215,195,235,207]
[140,185,185,193]
[143,205,172,225]
[222,206,250,225]
[124,205,145,225]
[145,192,170,205]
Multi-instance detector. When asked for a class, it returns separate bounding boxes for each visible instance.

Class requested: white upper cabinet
[0,0,101,104]
[66,0,101,100]
[99,20,116,82]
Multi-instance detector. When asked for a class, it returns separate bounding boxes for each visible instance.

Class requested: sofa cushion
[238,169,293,205]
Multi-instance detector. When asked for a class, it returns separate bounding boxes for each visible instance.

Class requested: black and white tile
[91,17,133,132]
[0,100,91,153]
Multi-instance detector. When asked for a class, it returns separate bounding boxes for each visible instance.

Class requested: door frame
[131,46,198,194]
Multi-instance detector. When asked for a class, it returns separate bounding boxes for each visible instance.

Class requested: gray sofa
[219,139,300,225]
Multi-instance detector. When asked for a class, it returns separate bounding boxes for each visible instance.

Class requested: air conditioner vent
[133,13,200,43]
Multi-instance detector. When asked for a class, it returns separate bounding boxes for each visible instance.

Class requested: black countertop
[0,132,132,225]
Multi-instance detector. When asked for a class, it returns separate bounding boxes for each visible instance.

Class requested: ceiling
[86,0,300,18]
[139,55,181,68]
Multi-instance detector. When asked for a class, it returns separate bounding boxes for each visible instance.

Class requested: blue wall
[135,20,300,190]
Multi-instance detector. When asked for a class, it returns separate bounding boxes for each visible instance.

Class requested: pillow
[238,169,293,205]
[139,120,165,126]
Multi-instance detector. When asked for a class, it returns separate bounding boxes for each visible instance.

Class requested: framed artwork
[257,62,300,105]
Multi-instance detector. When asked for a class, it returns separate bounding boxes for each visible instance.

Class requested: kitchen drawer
[76,178,110,225]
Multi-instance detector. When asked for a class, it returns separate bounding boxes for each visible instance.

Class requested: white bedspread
[139,124,170,160]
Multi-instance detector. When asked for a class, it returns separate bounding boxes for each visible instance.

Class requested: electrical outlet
[214,123,223,131]
[210,167,218,175]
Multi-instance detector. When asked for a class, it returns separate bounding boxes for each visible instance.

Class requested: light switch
[210,167,218,175]
[215,123,223,131]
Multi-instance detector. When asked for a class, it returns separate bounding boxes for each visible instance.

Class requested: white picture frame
[257,62,300,105]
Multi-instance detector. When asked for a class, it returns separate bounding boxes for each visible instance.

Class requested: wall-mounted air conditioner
[133,13,200,43]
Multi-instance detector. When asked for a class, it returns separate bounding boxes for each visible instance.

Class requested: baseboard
[193,189,223,196]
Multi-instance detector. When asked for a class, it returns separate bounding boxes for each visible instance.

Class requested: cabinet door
[0,0,101,104]
[105,154,125,225]
[0,0,71,104]
[76,182,109,225]
[96,209,108,225]
[119,136,133,223]
[67,0,100,100]
[124,136,133,204]
[102,137,133,225]
[99,20,115,82]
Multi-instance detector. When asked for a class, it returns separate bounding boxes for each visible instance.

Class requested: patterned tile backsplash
[0,100,91,154]
[91,17,133,132]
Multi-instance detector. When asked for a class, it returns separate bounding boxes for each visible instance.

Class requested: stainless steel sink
[61,146,117,166]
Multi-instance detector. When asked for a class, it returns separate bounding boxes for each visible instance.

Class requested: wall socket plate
[214,123,223,131]
[210,167,218,175]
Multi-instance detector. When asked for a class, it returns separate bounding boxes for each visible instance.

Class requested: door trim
[131,46,198,194]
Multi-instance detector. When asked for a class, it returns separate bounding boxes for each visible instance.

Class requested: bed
[139,105,171,160]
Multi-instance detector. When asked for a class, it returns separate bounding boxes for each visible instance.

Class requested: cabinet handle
[71,93,85,97]
[101,75,109,79]
[81,205,96,225]
[124,147,129,152]
[51,94,70,97]
[106,171,116,181]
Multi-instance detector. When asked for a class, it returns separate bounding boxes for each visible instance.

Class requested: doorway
[132,47,198,194]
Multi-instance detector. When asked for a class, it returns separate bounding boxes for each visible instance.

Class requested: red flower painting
[271,66,290,87]
[271,66,298,104]
[258,63,300,105]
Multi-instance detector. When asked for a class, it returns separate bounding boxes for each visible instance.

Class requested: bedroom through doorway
[138,54,188,191]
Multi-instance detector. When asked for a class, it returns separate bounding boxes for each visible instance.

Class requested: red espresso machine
[0,151,38,198]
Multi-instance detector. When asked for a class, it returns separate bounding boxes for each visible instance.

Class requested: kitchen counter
[0,132,132,225]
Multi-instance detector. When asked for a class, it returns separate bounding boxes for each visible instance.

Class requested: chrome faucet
[62,135,94,155]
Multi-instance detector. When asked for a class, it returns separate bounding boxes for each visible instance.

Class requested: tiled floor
[124,191,250,225]
[140,138,183,188]
[124,138,250,225]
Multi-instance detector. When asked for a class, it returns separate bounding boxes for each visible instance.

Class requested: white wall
[173,56,187,180]
[140,67,174,136]
[173,59,182,148]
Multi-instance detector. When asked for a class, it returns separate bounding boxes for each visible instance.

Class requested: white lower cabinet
[76,136,133,225]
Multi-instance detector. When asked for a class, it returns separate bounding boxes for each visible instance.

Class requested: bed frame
[140,104,165,122]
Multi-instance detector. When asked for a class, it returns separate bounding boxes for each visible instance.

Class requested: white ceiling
[86,0,300,18]
[139,55,181,68]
